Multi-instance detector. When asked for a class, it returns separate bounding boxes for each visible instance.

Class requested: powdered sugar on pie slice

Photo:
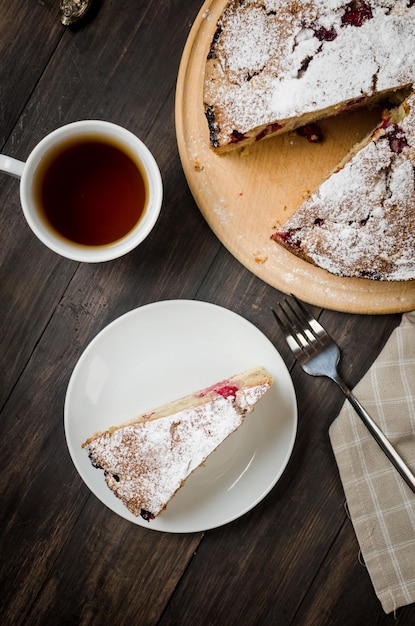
[204,0,415,152]
[83,367,273,520]
[272,94,415,281]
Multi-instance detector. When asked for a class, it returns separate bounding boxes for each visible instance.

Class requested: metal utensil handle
[336,376,415,494]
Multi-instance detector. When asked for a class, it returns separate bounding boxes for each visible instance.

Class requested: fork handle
[335,377,415,494]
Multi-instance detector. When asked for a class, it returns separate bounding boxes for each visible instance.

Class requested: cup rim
[20,120,163,263]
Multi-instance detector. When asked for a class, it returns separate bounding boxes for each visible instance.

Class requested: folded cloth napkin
[329,311,415,615]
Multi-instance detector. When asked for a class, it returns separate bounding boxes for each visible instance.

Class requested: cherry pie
[204,0,415,153]
[272,94,415,281]
[203,0,415,280]
[82,367,273,520]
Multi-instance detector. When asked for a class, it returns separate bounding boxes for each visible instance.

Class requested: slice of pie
[271,93,415,281]
[82,366,273,521]
[204,0,415,153]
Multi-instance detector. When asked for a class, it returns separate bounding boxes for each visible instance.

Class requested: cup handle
[0,154,25,179]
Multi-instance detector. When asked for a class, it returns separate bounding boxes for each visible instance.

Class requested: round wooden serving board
[175,0,415,314]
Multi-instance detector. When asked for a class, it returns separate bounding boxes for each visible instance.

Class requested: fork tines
[272,295,326,352]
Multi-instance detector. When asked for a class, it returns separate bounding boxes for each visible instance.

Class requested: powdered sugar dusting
[274,93,415,280]
[220,6,285,78]
[84,369,272,519]
[204,0,415,147]
[88,398,243,517]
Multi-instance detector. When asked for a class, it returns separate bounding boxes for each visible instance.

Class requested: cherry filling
[342,1,373,27]
[140,509,155,522]
[379,116,391,130]
[386,125,408,154]
[199,382,240,399]
[271,230,302,250]
[215,384,239,399]
[229,129,248,144]
[255,123,284,142]
[296,123,323,143]
[224,130,246,143]
[312,24,337,41]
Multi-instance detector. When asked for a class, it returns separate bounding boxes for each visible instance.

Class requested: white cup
[0,120,163,262]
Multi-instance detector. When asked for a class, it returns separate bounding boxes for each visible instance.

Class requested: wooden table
[0,1,413,623]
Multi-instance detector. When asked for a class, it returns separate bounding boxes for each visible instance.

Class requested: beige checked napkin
[329,311,415,614]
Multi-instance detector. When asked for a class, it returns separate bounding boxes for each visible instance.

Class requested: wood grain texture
[0,0,414,624]
[0,1,65,148]
[176,0,415,314]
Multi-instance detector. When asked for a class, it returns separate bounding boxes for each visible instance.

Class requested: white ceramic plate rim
[64,299,297,533]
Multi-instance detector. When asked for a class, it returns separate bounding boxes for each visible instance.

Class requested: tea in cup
[0,120,163,262]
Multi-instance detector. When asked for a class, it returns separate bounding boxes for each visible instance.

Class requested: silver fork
[272,296,415,494]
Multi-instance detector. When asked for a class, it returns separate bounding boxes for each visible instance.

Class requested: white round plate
[64,299,297,533]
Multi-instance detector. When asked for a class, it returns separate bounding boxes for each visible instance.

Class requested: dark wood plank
[293,519,399,625]
[0,1,65,147]
[24,498,201,624]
